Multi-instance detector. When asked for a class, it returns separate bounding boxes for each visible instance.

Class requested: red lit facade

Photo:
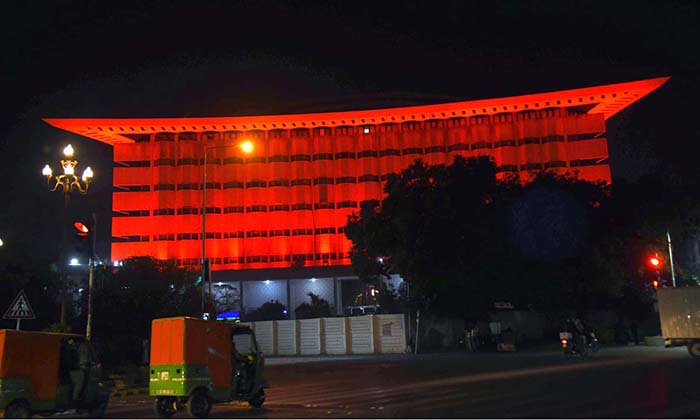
[45,77,669,276]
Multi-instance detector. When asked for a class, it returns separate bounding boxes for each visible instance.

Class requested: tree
[243,300,288,321]
[294,293,333,319]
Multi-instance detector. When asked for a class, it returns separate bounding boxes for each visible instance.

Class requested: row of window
[114,227,347,242]
[114,133,604,168]
[114,157,606,193]
[114,201,366,217]
[173,252,346,266]
[126,110,603,143]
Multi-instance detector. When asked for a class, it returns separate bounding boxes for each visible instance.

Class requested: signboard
[3,290,35,320]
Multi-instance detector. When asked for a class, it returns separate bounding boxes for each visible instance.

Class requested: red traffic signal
[648,256,661,268]
[73,222,89,237]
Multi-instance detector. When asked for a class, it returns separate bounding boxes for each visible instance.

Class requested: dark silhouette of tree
[294,293,333,319]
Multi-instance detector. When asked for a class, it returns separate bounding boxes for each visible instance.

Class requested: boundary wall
[243,314,407,355]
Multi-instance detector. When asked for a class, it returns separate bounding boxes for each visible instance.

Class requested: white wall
[275,319,298,355]
[299,318,323,355]
[374,314,407,353]
[349,315,375,354]
[253,320,275,355]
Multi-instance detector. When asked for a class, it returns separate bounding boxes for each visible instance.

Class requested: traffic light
[648,256,661,268]
[195,260,211,287]
[73,222,89,237]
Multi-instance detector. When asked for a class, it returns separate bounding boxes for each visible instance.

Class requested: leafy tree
[243,300,288,321]
[294,293,333,319]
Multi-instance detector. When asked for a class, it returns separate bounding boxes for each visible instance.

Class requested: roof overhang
[44,76,670,146]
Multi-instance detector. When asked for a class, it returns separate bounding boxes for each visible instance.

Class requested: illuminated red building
[45,77,668,314]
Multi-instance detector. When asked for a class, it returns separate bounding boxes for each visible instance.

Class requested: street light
[43,144,94,324]
[201,140,254,316]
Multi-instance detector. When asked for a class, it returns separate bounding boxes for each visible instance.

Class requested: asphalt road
[103,346,700,418]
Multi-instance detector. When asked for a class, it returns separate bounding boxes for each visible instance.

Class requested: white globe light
[63,144,74,158]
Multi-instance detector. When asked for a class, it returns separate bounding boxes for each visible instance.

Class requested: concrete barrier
[349,315,375,354]
[299,318,323,355]
[252,321,276,355]
[276,319,299,355]
[374,314,407,353]
[323,317,349,355]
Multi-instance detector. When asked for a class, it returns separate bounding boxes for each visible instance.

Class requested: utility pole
[667,229,676,287]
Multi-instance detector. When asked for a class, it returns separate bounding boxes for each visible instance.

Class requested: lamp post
[43,144,94,324]
[201,140,254,317]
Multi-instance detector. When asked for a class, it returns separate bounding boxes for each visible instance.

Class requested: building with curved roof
[44,76,669,316]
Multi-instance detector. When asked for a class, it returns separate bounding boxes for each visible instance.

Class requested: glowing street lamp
[42,144,95,324]
[201,140,254,316]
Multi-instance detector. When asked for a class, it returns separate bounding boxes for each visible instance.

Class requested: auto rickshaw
[0,330,109,418]
[149,317,266,418]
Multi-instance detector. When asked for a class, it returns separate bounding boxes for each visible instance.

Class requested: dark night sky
[1,0,698,262]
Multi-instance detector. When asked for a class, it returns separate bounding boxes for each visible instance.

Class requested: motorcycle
[560,331,599,357]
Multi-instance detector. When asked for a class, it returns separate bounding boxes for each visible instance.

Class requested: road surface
[103,346,700,418]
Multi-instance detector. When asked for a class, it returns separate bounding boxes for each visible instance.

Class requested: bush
[244,300,288,321]
[295,293,333,319]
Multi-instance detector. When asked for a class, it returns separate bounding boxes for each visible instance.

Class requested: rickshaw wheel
[187,390,211,418]
[154,397,177,418]
[248,389,265,408]
[4,400,31,419]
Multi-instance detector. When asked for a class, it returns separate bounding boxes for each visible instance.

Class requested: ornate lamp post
[43,144,94,324]
[201,140,254,317]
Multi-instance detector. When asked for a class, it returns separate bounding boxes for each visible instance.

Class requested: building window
[246,255,270,263]
[112,235,150,242]
[269,179,290,187]
[224,206,244,214]
[292,203,312,211]
[246,230,268,238]
[246,180,268,188]
[336,176,357,184]
[314,202,335,210]
[269,154,289,163]
[447,143,470,152]
[337,200,358,209]
[154,184,176,191]
[335,126,353,135]
[402,147,423,155]
[568,132,603,141]
[155,133,175,142]
[178,132,197,141]
[154,208,175,216]
[203,207,221,214]
[314,227,337,234]
[154,158,176,166]
[224,181,244,189]
[425,145,446,153]
[313,153,334,161]
[224,156,244,164]
[291,154,311,162]
[496,165,519,173]
[269,130,286,139]
[380,149,401,157]
[358,150,378,158]
[291,128,310,137]
[494,140,516,148]
[177,207,199,215]
[269,229,291,237]
[113,210,150,217]
[358,174,379,183]
[224,231,244,239]
[518,137,541,146]
[114,185,150,192]
[292,228,313,236]
[520,163,543,171]
[314,177,334,185]
[360,199,380,208]
[115,160,150,167]
[176,233,199,240]
[246,205,268,213]
[204,232,221,239]
[204,182,221,190]
[153,234,175,241]
[269,204,290,212]
[291,179,312,186]
[335,151,356,160]
[177,183,200,190]
[247,156,266,164]
[471,141,492,150]
[570,157,608,167]
[544,161,567,169]
[542,135,564,143]
[178,157,203,165]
